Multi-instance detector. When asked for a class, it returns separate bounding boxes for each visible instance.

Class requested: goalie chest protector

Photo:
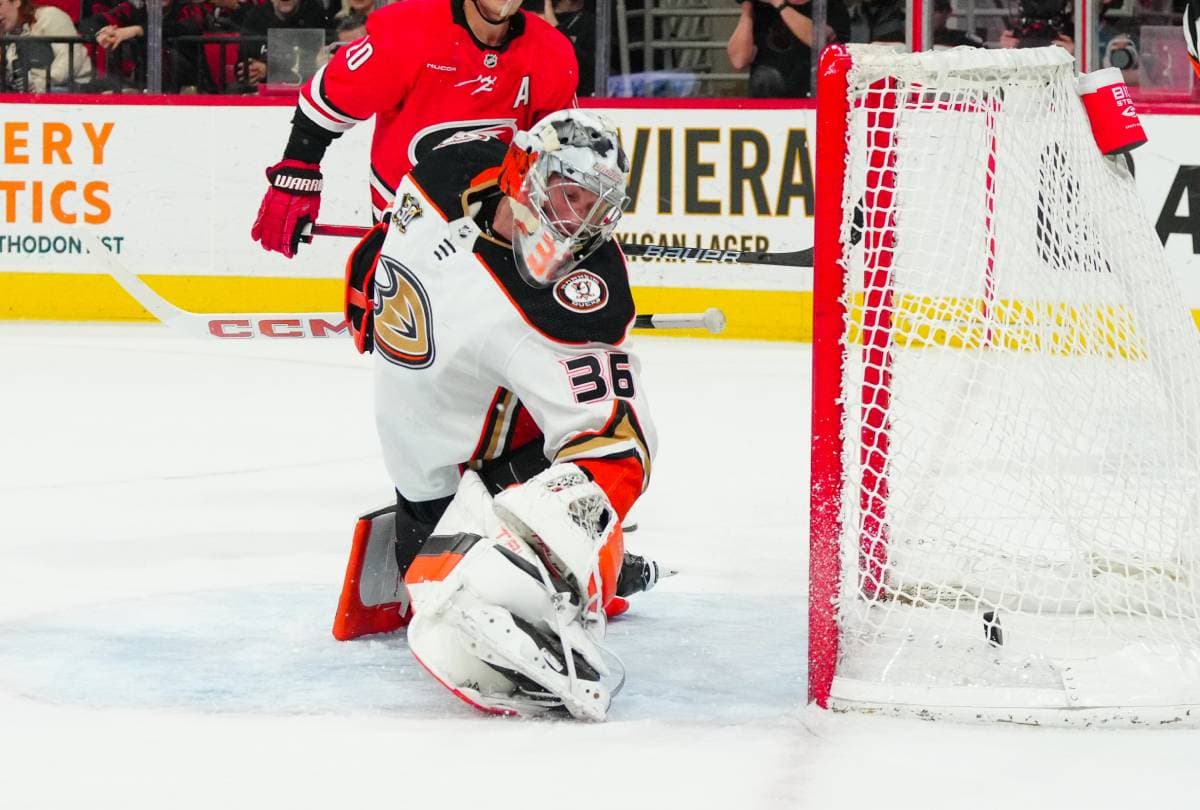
[366,138,649,503]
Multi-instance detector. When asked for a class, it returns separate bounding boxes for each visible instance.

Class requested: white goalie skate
[405,466,625,721]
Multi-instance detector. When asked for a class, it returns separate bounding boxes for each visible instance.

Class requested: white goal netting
[823,45,1200,724]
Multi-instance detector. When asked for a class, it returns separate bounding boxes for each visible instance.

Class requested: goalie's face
[511,169,626,288]
[541,175,614,242]
[511,174,622,287]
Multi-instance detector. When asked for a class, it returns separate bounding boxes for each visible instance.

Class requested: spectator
[999,21,1073,52]
[333,0,372,22]
[726,0,851,98]
[847,0,904,44]
[1097,0,1139,83]
[531,0,595,95]
[999,0,1073,52]
[236,0,330,86]
[932,0,982,47]
[206,0,260,30]
[1,0,93,90]
[79,0,205,91]
[38,0,79,23]
[315,8,362,65]
[331,7,362,37]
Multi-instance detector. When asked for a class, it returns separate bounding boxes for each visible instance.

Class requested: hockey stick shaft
[81,231,348,339]
[299,223,368,241]
[82,232,723,336]
[302,223,813,268]
[619,241,813,268]
[635,309,725,333]
[305,223,369,240]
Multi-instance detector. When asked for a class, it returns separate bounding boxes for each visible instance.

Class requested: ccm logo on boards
[207,318,350,338]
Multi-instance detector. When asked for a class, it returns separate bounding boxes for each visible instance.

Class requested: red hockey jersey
[297,0,579,220]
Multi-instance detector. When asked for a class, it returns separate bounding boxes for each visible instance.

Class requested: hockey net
[809,44,1200,725]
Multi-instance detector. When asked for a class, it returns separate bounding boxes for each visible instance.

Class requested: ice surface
[0,324,1195,810]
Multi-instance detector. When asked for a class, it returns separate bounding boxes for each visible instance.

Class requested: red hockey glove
[250,159,323,258]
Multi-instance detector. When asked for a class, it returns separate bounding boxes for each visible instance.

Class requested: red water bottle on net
[1076,67,1147,155]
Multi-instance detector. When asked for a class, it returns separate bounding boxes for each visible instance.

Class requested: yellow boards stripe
[4,272,1199,344]
[846,292,1154,360]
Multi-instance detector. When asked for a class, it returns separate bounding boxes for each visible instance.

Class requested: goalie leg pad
[406,532,613,721]
[332,498,442,641]
[332,506,410,640]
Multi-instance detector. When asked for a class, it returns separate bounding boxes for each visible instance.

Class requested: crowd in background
[0,0,387,92]
[0,0,1195,96]
[0,0,598,93]
[725,0,1195,97]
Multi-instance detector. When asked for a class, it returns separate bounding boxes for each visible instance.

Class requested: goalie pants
[394,440,553,574]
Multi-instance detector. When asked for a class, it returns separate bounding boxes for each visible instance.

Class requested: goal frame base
[829,691,1200,728]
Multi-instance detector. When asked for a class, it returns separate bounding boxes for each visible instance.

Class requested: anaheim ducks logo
[373,255,435,368]
[553,270,608,313]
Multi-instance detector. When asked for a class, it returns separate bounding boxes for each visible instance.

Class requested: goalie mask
[501,110,630,288]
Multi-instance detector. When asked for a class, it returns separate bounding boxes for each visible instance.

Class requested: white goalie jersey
[368,137,656,516]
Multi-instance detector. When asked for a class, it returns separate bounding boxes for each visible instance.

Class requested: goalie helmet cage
[809,43,1200,726]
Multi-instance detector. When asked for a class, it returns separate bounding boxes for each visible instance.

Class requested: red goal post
[809,43,1200,726]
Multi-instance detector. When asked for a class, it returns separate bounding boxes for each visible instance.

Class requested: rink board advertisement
[0,99,1197,340]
